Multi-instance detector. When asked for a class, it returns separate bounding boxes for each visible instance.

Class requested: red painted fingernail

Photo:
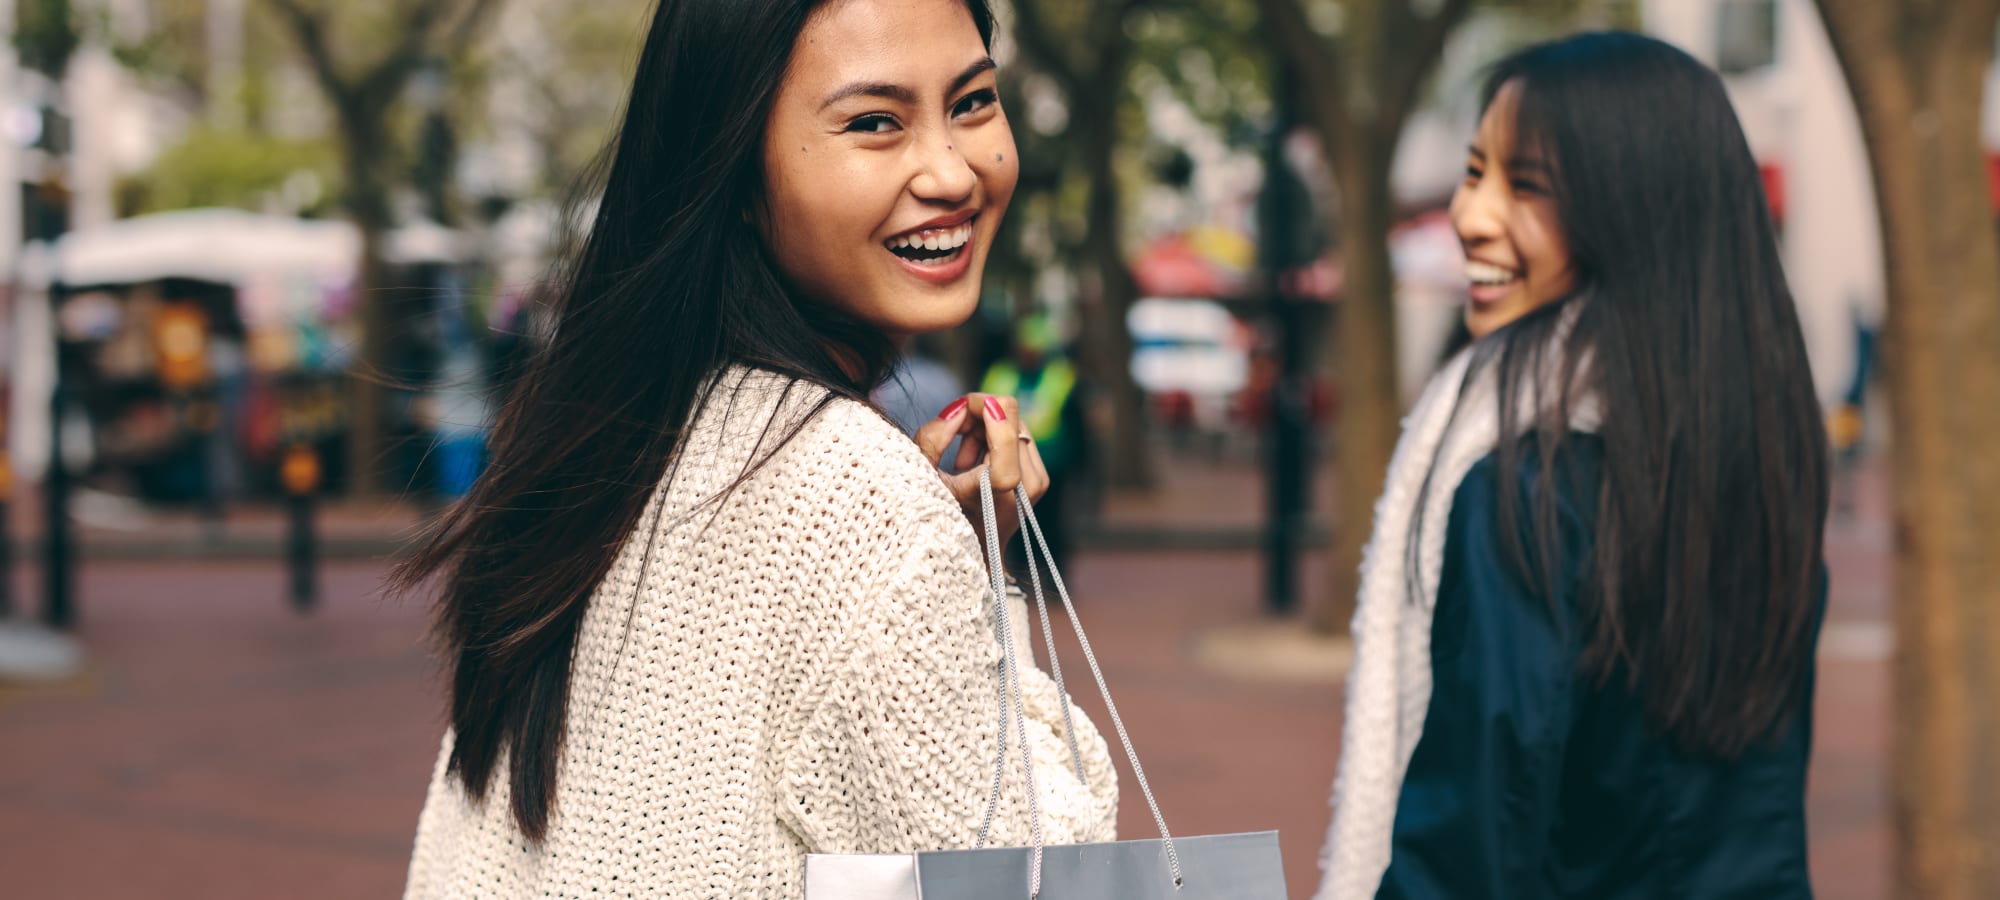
[938,398,968,420]
[985,397,1006,421]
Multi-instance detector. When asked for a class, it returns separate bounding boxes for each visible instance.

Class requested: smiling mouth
[885,218,976,267]
[1466,259,1522,289]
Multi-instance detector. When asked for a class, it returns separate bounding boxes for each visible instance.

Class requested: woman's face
[1451,80,1578,339]
[760,0,1017,337]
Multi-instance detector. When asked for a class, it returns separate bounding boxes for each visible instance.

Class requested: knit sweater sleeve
[777,503,1120,854]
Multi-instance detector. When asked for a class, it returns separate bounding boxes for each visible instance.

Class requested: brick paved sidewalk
[0,548,1887,900]
[0,454,1893,899]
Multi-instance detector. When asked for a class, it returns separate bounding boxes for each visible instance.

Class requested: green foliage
[120,126,340,216]
[1128,0,1273,147]
[106,0,206,102]
[15,0,81,76]
[483,0,650,196]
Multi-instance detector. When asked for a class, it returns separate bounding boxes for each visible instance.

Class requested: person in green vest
[982,315,1088,574]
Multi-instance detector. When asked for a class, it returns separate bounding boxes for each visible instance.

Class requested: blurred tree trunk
[1255,0,1472,634]
[1813,2,2000,897]
[1072,68,1151,491]
[264,0,500,496]
[1010,0,1155,490]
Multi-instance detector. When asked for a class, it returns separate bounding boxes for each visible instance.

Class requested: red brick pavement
[0,458,1893,899]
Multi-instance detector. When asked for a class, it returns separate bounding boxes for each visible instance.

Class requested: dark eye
[1512,179,1545,195]
[954,89,999,118]
[1464,164,1483,181]
[846,114,900,134]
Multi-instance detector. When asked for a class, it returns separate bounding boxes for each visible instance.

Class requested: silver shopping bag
[804,833,1285,899]
[805,471,1286,899]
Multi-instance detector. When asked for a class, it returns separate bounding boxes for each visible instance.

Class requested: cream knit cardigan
[404,367,1119,899]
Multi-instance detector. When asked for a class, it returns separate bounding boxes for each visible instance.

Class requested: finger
[978,394,1022,492]
[939,467,978,508]
[1019,437,1051,503]
[915,397,972,465]
[953,417,988,472]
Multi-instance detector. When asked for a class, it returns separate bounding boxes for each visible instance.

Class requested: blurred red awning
[1987,152,2000,212]
[1131,230,1254,299]
[1760,162,1785,224]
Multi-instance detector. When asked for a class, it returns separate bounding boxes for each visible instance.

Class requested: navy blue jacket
[1377,436,1821,899]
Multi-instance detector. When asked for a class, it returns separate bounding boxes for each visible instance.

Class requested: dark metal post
[283,441,320,612]
[1262,63,1312,616]
[191,393,225,541]
[44,292,74,630]
[21,0,81,630]
[2,286,12,619]
[0,438,13,618]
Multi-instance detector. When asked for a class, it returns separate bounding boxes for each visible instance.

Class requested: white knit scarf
[1316,318,1598,900]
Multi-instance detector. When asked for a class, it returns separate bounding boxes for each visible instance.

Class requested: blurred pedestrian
[1319,33,1829,900]
[1828,309,1877,522]
[392,2,1117,897]
[981,315,1087,573]
[874,336,965,436]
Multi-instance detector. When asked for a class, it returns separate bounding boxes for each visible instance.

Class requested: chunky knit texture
[1317,330,1599,900]
[405,367,1119,899]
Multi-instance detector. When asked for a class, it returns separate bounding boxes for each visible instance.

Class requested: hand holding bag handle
[971,468,1185,896]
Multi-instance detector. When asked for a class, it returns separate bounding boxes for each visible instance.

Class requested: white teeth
[1465,260,1519,286]
[886,222,975,253]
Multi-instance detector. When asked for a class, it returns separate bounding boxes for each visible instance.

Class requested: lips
[885,221,974,259]
[883,212,980,285]
[1465,259,1520,286]
[884,210,978,245]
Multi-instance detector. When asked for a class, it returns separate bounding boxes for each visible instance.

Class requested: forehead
[792,0,983,84]
[1473,79,1552,162]
[1475,81,1524,150]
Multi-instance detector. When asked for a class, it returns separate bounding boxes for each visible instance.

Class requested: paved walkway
[0,455,1892,898]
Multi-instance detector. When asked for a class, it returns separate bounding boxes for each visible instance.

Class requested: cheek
[966,119,1020,209]
[1521,216,1574,284]
[764,149,888,270]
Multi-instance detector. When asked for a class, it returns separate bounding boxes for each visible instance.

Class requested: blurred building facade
[1644,0,1895,411]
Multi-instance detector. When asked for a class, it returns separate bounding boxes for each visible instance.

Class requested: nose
[1452,176,1505,250]
[909,129,976,205]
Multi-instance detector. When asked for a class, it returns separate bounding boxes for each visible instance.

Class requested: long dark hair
[1461,32,1829,759]
[391,0,997,840]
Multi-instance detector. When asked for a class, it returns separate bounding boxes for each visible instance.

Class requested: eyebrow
[1466,144,1551,176]
[819,58,998,112]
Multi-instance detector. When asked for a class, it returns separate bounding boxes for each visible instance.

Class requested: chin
[1463,307,1499,340]
[900,292,982,335]
[865,287,980,337]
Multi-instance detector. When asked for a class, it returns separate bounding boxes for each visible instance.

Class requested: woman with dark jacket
[1317,33,1830,899]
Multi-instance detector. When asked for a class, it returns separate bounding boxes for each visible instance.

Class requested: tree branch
[1254,0,1352,156]
[1086,0,1150,88]
[1009,0,1083,93]
[356,0,456,106]
[1945,0,2000,58]
[350,0,502,112]
[1379,0,1474,138]
[443,0,507,58]
[1812,0,1888,56]
[1812,0,1907,97]
[1088,0,1150,52]
[263,0,353,103]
